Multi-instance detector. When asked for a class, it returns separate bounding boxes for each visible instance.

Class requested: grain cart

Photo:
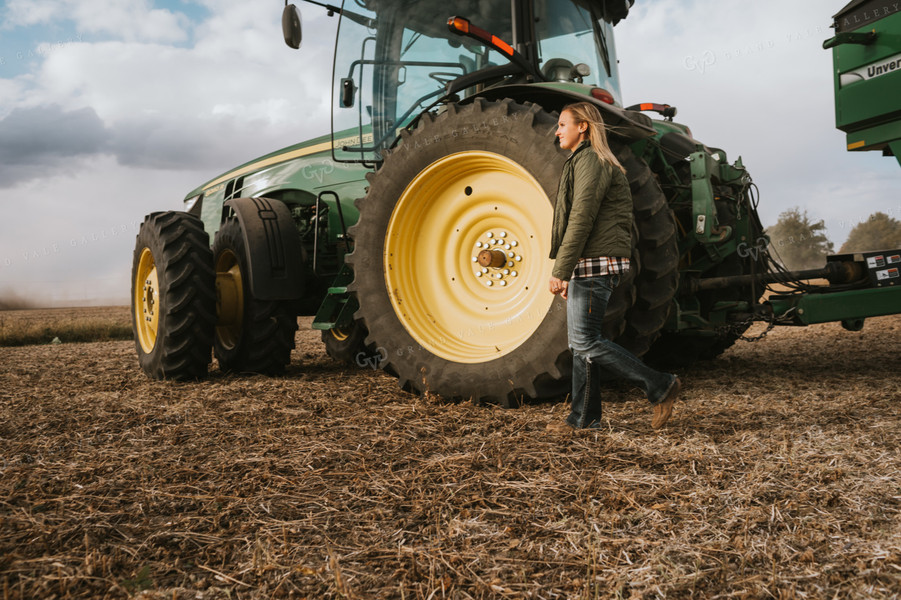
[824,0,901,165]
[132,0,901,405]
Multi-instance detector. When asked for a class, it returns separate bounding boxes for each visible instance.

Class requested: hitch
[687,260,867,294]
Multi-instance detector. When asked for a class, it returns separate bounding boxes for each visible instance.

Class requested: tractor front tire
[212,218,298,375]
[132,211,216,380]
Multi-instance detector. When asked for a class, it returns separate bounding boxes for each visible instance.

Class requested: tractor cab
[285,0,631,162]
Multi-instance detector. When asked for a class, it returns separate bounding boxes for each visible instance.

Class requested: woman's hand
[549,277,569,299]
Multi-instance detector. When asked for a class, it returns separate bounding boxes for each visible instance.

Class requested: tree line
[765,208,901,270]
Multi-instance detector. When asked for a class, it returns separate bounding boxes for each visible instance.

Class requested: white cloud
[0,78,28,119]
[616,0,900,247]
[0,105,109,187]
[2,0,189,43]
[0,155,209,305]
[0,1,342,303]
[4,2,337,175]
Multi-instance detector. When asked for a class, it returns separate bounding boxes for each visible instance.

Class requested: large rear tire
[347,98,677,403]
[212,218,298,375]
[132,211,216,380]
[607,148,680,357]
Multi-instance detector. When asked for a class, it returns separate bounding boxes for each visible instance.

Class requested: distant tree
[765,207,834,270]
[839,212,901,253]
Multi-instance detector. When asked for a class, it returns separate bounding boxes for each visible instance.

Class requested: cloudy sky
[1,0,898,306]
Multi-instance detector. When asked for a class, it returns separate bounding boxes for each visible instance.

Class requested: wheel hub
[472,230,522,288]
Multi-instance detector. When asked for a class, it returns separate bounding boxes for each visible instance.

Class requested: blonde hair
[561,102,626,175]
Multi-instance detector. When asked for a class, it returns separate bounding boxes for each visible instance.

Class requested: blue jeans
[565,274,675,429]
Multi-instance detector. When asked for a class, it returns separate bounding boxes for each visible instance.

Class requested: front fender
[222,197,304,301]
[472,84,656,144]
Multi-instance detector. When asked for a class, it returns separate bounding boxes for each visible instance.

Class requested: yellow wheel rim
[385,151,554,363]
[134,247,160,354]
[215,249,244,350]
[329,327,352,342]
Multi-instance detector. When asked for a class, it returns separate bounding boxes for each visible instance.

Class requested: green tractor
[131,0,901,404]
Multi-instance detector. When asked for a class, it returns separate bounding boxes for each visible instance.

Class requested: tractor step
[312,265,357,331]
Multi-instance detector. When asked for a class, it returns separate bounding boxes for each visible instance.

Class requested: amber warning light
[447,16,515,57]
[626,102,678,119]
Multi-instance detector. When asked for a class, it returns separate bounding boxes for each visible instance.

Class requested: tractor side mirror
[282,4,303,49]
[340,78,356,108]
[604,0,633,24]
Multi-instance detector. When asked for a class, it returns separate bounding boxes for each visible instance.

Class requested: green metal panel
[827,5,901,160]
[768,286,901,325]
[183,129,371,240]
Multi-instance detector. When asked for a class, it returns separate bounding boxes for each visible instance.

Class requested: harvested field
[0,306,132,347]
[1,310,899,599]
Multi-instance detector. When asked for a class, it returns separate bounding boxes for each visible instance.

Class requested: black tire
[212,218,298,375]
[347,98,676,403]
[132,211,216,380]
[321,320,378,367]
[606,147,680,357]
[348,99,570,403]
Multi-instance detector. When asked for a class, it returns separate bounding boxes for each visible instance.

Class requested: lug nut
[476,241,483,248]
[511,241,518,247]
[499,231,507,238]
[515,255,522,261]
[486,232,493,238]
[500,281,507,286]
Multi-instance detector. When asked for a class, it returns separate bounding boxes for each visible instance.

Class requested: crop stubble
[0,310,899,599]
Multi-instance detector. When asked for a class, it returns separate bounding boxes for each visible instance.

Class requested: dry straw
[0,311,899,598]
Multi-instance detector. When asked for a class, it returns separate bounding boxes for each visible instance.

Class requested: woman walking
[547,102,681,432]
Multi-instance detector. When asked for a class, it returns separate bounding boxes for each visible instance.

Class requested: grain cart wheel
[132,211,216,380]
[347,98,675,403]
[212,218,298,375]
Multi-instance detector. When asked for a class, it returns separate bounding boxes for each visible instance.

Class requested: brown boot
[652,377,681,429]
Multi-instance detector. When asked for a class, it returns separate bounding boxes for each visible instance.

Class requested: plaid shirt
[572,256,631,279]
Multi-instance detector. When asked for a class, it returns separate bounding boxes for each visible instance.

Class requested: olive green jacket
[549,141,633,279]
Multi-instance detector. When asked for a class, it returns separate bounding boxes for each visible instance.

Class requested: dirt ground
[1,310,899,599]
